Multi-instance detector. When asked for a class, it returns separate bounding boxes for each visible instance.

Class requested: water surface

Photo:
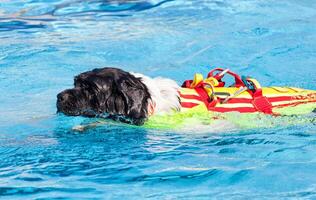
[0,0,316,199]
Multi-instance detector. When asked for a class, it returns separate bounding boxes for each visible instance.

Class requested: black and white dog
[56,67,180,125]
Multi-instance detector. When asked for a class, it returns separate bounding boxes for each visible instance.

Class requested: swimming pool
[0,0,316,199]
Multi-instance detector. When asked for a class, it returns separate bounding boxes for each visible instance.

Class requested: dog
[56,67,180,125]
[57,67,316,126]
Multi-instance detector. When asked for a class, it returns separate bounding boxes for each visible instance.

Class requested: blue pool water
[1,0,316,199]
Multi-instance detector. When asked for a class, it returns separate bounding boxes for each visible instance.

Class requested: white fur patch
[131,72,181,114]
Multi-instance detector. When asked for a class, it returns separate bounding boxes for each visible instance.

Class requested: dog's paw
[72,125,86,132]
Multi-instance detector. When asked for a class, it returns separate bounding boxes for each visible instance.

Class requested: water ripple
[130,168,220,183]
[1,0,316,199]
[0,186,96,196]
[51,0,175,16]
[0,20,45,32]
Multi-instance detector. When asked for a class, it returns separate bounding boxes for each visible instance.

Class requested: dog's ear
[117,77,150,125]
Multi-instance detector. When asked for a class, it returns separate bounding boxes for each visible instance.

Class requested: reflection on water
[0,20,46,31]
[0,0,175,33]
[0,0,316,199]
[51,0,175,15]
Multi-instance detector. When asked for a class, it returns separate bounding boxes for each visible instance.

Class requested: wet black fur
[56,67,151,125]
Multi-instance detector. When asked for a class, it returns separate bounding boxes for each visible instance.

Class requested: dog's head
[56,67,151,125]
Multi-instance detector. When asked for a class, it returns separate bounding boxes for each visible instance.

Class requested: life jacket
[179,68,316,115]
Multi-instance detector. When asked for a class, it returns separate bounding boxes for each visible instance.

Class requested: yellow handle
[205,77,219,87]
[190,73,204,88]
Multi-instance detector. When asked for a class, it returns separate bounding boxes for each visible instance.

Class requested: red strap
[252,96,273,114]
[207,68,245,87]
[182,80,192,88]
[248,88,273,114]
[195,87,218,109]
